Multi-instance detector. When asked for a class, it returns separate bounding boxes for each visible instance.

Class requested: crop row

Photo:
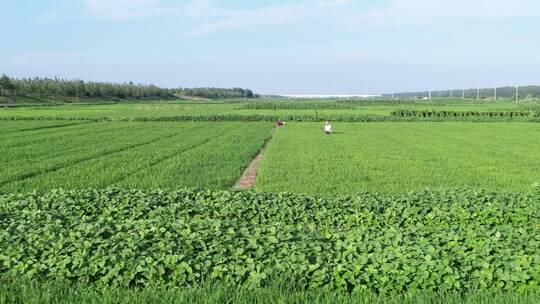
[242,101,362,110]
[0,115,109,122]
[1,188,538,293]
[0,120,88,135]
[391,110,532,118]
[518,103,540,114]
[133,114,540,122]
[132,114,391,122]
[241,99,493,110]
[3,113,539,123]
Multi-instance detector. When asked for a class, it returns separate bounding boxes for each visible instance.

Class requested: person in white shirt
[324,121,332,135]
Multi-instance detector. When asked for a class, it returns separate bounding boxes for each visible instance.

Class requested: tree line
[175,87,255,99]
[0,75,257,101]
[385,86,540,99]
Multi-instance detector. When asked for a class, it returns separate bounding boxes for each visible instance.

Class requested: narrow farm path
[234,127,276,190]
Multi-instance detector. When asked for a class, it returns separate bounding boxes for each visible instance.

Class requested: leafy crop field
[0,120,273,192]
[256,122,540,194]
[1,189,538,294]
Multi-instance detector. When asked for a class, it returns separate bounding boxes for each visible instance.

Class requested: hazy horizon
[1,0,540,95]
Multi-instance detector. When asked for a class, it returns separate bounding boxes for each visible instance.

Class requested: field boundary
[234,128,275,190]
[2,113,540,123]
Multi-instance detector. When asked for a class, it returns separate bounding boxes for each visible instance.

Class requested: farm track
[0,130,184,188]
[111,122,244,184]
[234,127,275,190]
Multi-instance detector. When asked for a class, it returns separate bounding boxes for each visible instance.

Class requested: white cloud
[318,0,352,7]
[185,0,214,17]
[81,0,540,34]
[84,0,175,20]
[186,4,313,36]
[335,0,540,30]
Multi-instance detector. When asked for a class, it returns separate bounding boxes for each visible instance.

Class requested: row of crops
[391,110,533,118]
[1,188,538,293]
[0,121,273,193]
[241,99,530,110]
[2,111,539,122]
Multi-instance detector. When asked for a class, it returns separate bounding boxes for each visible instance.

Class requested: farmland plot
[0,121,273,192]
[256,122,540,194]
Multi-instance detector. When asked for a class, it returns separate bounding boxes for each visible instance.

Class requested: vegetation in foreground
[1,188,538,294]
[1,276,539,304]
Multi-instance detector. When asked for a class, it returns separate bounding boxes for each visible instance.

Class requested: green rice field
[0,121,272,193]
[256,122,540,194]
[1,99,539,303]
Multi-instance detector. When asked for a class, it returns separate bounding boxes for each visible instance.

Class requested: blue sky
[1,0,540,94]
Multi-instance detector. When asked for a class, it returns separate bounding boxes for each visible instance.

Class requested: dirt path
[234,130,274,190]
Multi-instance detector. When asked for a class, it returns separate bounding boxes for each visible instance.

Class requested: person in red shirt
[276,119,285,127]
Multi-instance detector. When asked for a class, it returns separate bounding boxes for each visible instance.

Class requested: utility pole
[439,90,441,98]
[462,89,465,99]
[494,87,497,101]
[515,86,519,102]
[477,88,480,101]
[429,90,432,100]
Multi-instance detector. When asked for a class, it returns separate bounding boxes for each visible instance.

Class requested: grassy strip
[2,113,539,122]
[1,276,538,304]
[391,109,533,118]
[0,116,110,122]
[132,114,540,122]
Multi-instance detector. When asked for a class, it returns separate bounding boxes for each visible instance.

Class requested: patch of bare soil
[234,135,273,190]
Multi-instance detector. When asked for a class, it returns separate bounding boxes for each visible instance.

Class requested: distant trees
[174,87,255,99]
[0,74,16,97]
[0,76,174,100]
[0,75,258,101]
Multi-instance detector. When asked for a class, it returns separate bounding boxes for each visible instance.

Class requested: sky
[1,0,540,95]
